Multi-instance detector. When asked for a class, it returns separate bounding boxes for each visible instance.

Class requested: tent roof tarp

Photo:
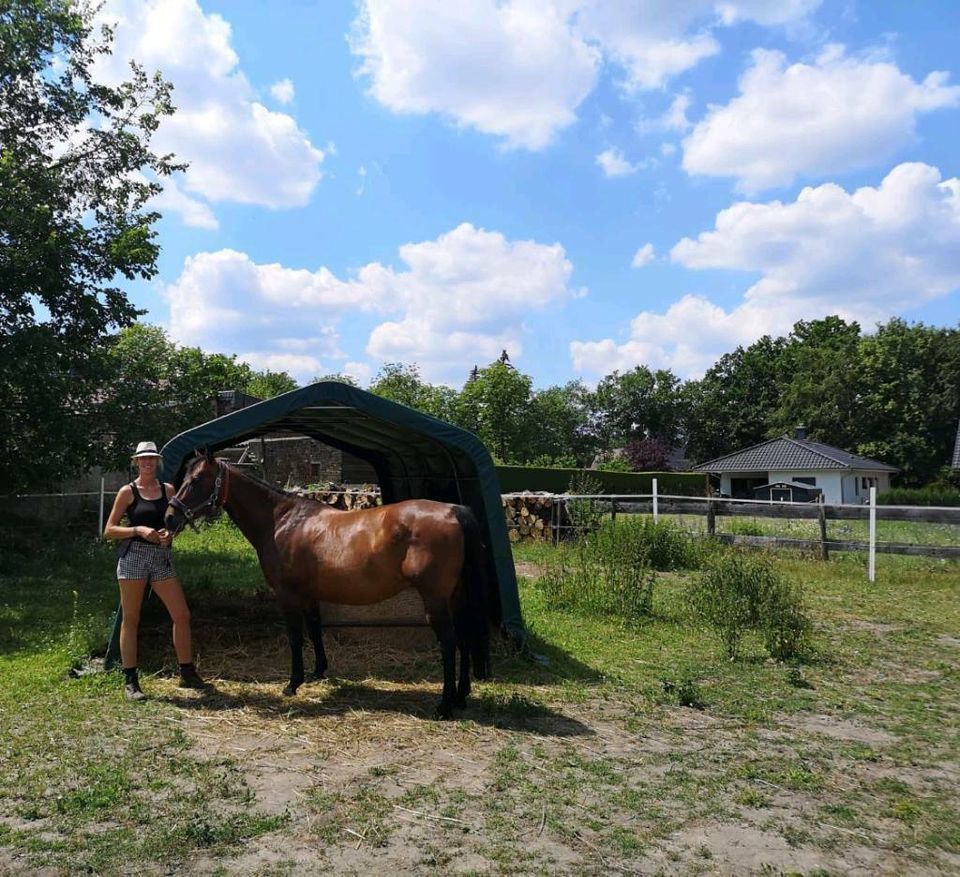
[160,381,523,639]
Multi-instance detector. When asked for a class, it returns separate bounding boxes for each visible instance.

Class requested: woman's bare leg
[151,577,192,664]
[118,579,148,668]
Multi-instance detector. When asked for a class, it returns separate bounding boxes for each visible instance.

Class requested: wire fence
[8,482,959,582]
[502,485,960,581]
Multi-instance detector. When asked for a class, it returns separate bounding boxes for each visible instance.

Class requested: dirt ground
[132,622,955,877]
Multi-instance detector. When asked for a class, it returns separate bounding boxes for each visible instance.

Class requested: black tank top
[127,481,168,541]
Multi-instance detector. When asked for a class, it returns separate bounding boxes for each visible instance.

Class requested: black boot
[123,667,146,701]
[178,662,209,690]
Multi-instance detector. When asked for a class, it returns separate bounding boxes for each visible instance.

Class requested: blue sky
[95,0,960,388]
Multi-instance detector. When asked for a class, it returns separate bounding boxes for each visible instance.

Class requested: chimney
[794,425,807,441]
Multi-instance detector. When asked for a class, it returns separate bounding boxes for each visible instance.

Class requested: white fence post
[868,486,877,582]
[98,476,105,540]
[652,478,659,523]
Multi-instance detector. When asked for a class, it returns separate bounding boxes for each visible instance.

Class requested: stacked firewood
[292,484,383,510]
[502,492,571,542]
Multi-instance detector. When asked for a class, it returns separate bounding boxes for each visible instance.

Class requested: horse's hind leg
[281,608,305,696]
[454,643,471,708]
[425,600,457,720]
[306,606,328,680]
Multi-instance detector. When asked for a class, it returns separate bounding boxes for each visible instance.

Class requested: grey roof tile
[694,436,898,473]
[953,421,960,470]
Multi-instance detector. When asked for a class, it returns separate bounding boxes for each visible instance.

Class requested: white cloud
[342,361,373,386]
[596,148,639,177]
[350,1,821,150]
[572,163,960,376]
[576,0,821,92]
[662,94,692,131]
[95,0,324,215]
[350,0,600,150]
[631,243,655,267]
[270,78,295,104]
[166,223,578,382]
[683,46,960,192]
[146,175,219,230]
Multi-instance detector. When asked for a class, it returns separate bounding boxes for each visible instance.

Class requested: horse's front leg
[306,605,328,680]
[281,607,305,696]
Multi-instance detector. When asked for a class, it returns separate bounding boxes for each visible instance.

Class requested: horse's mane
[222,462,298,499]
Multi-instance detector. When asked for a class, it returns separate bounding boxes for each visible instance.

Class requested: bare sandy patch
[784,713,897,746]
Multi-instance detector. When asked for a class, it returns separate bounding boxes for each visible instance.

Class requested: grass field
[1,517,958,875]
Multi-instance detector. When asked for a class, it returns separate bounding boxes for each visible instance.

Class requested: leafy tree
[310,373,358,387]
[624,437,672,470]
[246,370,298,400]
[527,380,595,465]
[97,324,296,469]
[856,319,960,484]
[684,335,789,464]
[589,366,685,449]
[453,354,532,462]
[368,362,457,420]
[771,316,864,449]
[0,0,181,489]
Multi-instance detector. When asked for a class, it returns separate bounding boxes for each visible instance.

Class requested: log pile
[501,492,572,542]
[291,483,383,511]
[287,485,573,541]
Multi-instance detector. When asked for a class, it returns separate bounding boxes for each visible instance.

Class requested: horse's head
[164,449,227,536]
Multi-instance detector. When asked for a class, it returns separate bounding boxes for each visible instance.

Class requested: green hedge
[878,486,960,507]
[495,465,707,496]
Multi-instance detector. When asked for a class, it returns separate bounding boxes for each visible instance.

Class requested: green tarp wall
[157,382,521,638]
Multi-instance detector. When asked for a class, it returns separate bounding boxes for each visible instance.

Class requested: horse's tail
[452,504,490,681]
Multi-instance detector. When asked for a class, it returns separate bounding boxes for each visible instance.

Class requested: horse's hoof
[282,684,299,697]
[312,668,327,680]
[435,704,454,721]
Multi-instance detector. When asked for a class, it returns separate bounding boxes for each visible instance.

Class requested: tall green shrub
[687,552,812,660]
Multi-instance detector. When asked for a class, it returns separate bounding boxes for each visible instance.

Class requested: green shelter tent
[105,382,523,665]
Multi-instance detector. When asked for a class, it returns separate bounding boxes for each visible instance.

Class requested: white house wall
[717,470,892,504]
[769,470,844,503]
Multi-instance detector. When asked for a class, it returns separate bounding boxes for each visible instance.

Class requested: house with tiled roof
[952,420,960,471]
[694,428,898,503]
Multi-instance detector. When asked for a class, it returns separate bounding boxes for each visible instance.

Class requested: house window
[310,462,323,478]
[795,477,815,486]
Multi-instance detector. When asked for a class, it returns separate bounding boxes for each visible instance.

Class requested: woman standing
[104,441,207,700]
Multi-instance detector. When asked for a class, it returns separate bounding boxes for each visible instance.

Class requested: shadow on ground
[156,677,594,737]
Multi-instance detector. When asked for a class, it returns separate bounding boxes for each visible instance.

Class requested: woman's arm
[103,485,161,543]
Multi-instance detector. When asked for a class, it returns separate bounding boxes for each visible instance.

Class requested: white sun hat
[132,441,162,458]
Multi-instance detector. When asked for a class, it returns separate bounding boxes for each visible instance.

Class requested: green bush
[589,516,704,571]
[878,486,960,507]
[566,471,605,534]
[496,465,706,496]
[727,519,766,537]
[687,552,813,660]
[538,531,655,625]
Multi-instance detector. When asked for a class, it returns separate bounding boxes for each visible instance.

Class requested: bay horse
[164,452,489,719]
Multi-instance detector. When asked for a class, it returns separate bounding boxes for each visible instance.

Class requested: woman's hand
[157,528,173,547]
[138,526,162,544]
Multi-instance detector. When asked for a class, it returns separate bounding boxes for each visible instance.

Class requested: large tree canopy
[1,0,180,490]
[97,324,298,470]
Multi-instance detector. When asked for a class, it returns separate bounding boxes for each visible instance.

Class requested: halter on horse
[165,451,490,719]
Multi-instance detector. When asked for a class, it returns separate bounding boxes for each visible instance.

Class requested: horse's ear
[204,447,215,463]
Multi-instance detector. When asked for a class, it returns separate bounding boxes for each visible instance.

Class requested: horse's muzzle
[164,506,187,537]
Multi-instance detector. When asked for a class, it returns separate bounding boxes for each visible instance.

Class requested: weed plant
[566,470,605,535]
[538,534,655,626]
[687,551,813,660]
[589,516,708,571]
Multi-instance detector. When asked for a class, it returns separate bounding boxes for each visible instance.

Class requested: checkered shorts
[116,541,177,582]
